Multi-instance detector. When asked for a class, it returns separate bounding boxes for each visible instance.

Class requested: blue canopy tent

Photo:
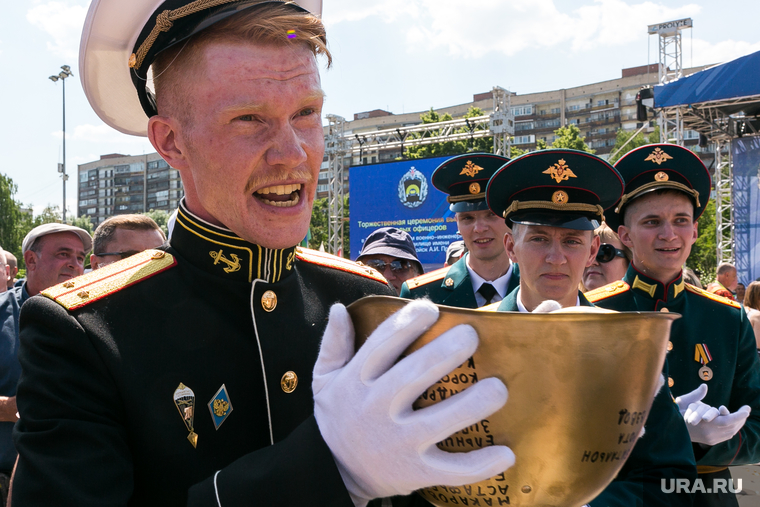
[652,49,760,138]
[651,49,760,284]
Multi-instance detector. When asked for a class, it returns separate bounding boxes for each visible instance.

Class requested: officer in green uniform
[11,1,516,505]
[400,153,519,308]
[587,143,760,507]
[486,149,697,506]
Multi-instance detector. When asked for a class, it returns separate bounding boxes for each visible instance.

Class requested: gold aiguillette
[173,382,198,448]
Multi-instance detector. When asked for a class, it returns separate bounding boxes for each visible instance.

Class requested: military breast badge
[173,383,198,448]
[694,343,713,381]
[208,384,233,430]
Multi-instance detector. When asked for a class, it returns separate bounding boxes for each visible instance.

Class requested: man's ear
[148,115,190,171]
[691,220,699,245]
[504,231,518,263]
[618,225,634,249]
[24,251,37,272]
[89,255,102,270]
[587,234,601,268]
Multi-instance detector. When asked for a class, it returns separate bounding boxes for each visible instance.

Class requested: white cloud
[688,38,760,67]
[52,123,149,145]
[326,0,704,58]
[27,1,88,60]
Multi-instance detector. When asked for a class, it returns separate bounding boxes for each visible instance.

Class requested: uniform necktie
[478,283,498,305]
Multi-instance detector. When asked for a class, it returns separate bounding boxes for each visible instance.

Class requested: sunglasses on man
[596,243,627,264]
[94,250,141,260]
[361,259,415,274]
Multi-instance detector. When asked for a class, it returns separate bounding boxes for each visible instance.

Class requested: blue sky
[2,0,759,215]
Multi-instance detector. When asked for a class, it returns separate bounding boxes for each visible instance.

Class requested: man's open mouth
[254,184,302,207]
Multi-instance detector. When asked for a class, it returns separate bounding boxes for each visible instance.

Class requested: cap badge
[469,182,481,194]
[644,147,673,165]
[654,171,669,182]
[460,161,484,178]
[552,190,569,204]
[543,159,577,183]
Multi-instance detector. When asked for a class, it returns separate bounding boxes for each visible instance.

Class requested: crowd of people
[1,1,758,506]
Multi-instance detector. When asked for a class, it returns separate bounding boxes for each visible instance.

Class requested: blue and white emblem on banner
[398,167,428,208]
[208,384,233,430]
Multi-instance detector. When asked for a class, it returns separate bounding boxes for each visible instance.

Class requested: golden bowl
[348,296,679,507]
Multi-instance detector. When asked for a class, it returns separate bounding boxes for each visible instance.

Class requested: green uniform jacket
[12,203,395,507]
[588,265,760,470]
[399,254,520,308]
[497,288,697,507]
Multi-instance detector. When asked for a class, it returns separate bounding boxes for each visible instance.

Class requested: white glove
[313,300,515,504]
[675,384,752,446]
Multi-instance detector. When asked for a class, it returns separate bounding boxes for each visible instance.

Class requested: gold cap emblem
[469,182,481,194]
[281,371,298,393]
[460,160,484,178]
[644,147,673,165]
[551,190,568,204]
[543,159,577,183]
[654,171,669,182]
[261,290,277,312]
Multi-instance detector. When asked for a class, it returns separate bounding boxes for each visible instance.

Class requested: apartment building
[77,153,184,224]
[317,63,714,198]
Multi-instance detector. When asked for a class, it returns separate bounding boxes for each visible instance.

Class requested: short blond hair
[153,1,330,123]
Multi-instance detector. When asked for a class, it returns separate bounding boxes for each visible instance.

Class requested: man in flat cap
[486,149,697,506]
[11,2,513,506]
[1,224,90,503]
[356,227,423,294]
[588,143,760,507]
[400,153,519,308]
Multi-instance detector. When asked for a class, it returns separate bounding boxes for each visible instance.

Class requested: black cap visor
[509,211,598,231]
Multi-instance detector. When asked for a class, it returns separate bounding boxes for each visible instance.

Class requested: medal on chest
[173,383,198,448]
[694,343,713,381]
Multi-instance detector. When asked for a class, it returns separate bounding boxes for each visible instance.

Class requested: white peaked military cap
[79,0,323,137]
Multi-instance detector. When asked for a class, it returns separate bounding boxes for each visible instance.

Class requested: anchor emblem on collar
[209,249,241,273]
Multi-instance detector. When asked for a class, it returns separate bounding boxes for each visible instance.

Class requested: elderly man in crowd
[0,249,7,295]
[11,1,513,506]
[90,214,166,270]
[3,254,17,291]
[1,224,90,505]
[706,262,739,301]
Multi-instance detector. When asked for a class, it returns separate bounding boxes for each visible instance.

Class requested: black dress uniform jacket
[588,265,760,470]
[12,204,394,507]
[497,288,697,507]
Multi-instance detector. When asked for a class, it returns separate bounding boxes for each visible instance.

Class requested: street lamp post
[49,65,73,222]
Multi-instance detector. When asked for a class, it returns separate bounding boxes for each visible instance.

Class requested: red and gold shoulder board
[295,247,387,284]
[404,267,447,290]
[42,249,176,311]
[685,284,741,309]
[585,280,630,303]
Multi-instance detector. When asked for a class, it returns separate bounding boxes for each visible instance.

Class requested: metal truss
[323,87,514,255]
[714,140,734,264]
[324,114,349,256]
[656,28,685,144]
[732,142,752,282]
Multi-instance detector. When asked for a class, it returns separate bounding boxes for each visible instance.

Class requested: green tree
[686,199,720,285]
[405,107,493,159]
[547,124,595,153]
[0,174,23,262]
[67,215,94,235]
[143,209,171,237]
[608,127,660,164]
[308,195,350,257]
